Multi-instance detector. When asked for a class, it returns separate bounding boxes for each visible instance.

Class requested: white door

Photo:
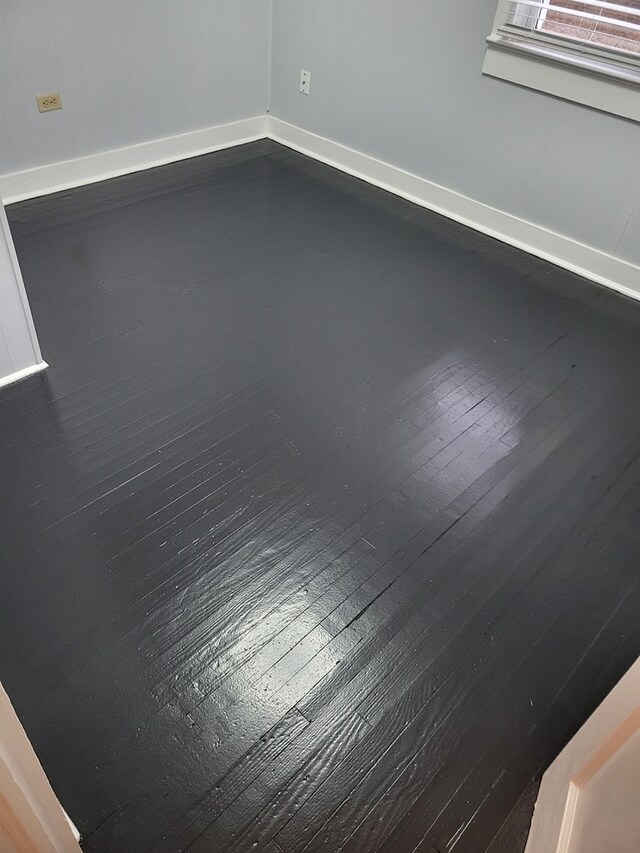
[526,657,640,853]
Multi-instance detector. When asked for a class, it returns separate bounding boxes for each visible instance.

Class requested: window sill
[483,34,640,123]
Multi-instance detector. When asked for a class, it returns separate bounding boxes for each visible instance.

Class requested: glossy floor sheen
[1,141,640,853]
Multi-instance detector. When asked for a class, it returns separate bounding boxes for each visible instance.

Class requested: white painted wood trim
[0,116,268,204]
[62,810,81,844]
[266,117,640,303]
[1,114,637,312]
[525,657,640,853]
[0,361,48,390]
[0,203,44,365]
[0,683,81,852]
[483,39,640,124]
[0,201,45,388]
[484,0,640,124]
[554,782,580,853]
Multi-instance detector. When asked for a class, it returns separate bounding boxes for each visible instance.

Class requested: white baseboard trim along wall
[0,362,48,391]
[267,117,640,304]
[0,116,268,205]
[1,113,638,306]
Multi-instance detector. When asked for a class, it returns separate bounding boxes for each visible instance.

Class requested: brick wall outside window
[540,0,640,54]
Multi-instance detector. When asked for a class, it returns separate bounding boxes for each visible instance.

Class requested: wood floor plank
[1,139,639,853]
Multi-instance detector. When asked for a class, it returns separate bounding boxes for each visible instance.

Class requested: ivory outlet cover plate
[37,93,62,112]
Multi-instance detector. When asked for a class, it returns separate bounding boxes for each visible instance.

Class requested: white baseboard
[0,361,48,390]
[267,116,640,303]
[0,116,268,204]
[1,113,637,303]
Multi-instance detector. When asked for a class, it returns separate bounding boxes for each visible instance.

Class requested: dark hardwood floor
[1,139,639,853]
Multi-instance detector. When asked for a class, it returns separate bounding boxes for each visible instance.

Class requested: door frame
[0,683,81,852]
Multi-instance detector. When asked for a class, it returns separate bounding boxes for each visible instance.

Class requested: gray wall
[270,0,640,266]
[0,0,270,174]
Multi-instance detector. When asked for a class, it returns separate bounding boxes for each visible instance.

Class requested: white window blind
[484,0,640,121]
[503,1,640,57]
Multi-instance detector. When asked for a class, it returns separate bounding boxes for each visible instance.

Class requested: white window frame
[483,0,640,122]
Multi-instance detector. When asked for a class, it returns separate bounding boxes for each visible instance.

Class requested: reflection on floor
[1,140,639,853]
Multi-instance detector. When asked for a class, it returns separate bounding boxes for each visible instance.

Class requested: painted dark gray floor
[1,140,639,853]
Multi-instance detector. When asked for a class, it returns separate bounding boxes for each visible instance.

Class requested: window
[483,1,640,122]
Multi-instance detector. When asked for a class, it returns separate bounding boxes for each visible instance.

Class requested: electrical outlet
[299,69,311,96]
[36,93,62,113]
